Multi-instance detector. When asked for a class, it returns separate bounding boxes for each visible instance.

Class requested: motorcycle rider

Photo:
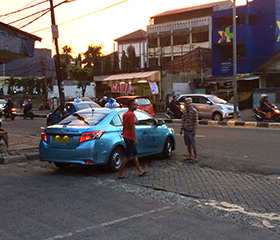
[169,95,181,118]
[3,98,14,115]
[259,94,273,114]
[23,99,33,116]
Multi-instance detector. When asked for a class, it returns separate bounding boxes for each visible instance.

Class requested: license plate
[54,135,69,144]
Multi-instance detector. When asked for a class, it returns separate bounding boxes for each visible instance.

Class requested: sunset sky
[1,0,250,56]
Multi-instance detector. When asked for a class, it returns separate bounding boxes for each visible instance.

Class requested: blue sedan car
[47,100,100,126]
[39,107,176,171]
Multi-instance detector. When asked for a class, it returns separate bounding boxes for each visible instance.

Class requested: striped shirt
[181,106,198,131]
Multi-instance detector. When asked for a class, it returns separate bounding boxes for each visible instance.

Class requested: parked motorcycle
[254,104,280,122]
[3,108,17,120]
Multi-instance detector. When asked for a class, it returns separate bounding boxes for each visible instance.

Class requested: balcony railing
[147,17,211,34]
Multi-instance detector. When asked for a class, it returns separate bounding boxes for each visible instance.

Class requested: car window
[208,96,227,104]
[111,113,123,126]
[135,111,157,126]
[135,98,151,106]
[76,103,92,110]
[198,97,208,104]
[191,96,199,103]
[89,102,100,108]
[59,112,108,126]
[117,98,128,106]
[178,96,187,102]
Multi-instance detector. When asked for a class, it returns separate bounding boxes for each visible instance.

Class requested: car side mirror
[157,119,165,126]
[207,101,212,105]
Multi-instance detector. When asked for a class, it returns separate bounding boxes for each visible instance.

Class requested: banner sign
[148,81,159,95]
[111,83,134,94]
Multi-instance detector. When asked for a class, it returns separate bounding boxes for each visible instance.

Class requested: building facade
[212,0,280,78]
[114,29,147,71]
[146,2,225,68]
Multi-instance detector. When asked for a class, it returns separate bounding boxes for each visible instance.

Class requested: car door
[197,96,213,118]
[134,110,163,156]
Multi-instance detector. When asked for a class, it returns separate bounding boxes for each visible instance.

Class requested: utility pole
[49,0,65,113]
[232,0,238,119]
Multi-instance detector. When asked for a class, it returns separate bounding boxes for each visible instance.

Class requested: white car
[177,94,240,121]
[0,99,7,110]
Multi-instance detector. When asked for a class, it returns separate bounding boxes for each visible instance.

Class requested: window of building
[160,35,171,47]
[236,14,245,26]
[148,37,157,48]
[249,14,258,26]
[173,33,190,45]
[192,31,209,43]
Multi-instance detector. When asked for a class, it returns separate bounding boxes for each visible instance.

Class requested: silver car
[177,94,240,121]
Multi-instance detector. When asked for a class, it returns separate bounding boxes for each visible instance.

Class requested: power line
[31,0,129,34]
[8,7,49,25]
[18,0,74,29]
[0,0,49,18]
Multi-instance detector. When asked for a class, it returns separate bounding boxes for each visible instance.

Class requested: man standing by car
[180,98,198,163]
[117,99,149,179]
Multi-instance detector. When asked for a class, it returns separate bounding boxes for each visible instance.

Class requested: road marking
[176,134,205,137]
[42,206,171,240]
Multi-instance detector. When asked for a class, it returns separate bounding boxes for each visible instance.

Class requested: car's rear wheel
[213,112,223,121]
[162,137,173,158]
[54,162,70,169]
[108,146,124,172]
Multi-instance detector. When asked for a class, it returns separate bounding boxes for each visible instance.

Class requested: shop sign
[111,83,134,94]
[148,81,159,95]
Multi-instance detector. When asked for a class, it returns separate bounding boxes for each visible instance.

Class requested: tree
[68,65,92,97]
[113,52,120,74]
[5,76,18,95]
[53,45,74,80]
[127,45,137,72]
[82,44,103,76]
[121,51,128,72]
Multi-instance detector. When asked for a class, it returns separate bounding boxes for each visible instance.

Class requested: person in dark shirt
[169,95,181,117]
[259,94,272,112]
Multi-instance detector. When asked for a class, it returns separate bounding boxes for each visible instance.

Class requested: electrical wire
[8,7,49,25]
[18,0,72,29]
[31,0,129,34]
[0,0,49,18]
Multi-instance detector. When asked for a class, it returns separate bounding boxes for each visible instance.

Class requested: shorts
[184,130,196,147]
[124,138,138,159]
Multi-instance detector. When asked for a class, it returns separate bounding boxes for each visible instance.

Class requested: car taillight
[41,130,47,142]
[11,107,16,112]
[79,131,105,143]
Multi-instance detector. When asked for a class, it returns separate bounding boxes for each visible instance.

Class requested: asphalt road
[0,162,278,240]
[2,115,280,175]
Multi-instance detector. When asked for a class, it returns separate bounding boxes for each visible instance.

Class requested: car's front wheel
[212,112,223,121]
[162,137,173,158]
[108,146,124,172]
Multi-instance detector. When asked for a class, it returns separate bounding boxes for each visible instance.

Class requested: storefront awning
[101,70,161,84]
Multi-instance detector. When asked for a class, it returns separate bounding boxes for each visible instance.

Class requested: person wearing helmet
[260,94,272,113]
[99,96,108,107]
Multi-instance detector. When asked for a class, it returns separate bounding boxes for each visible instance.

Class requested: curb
[0,153,39,164]
[161,118,280,129]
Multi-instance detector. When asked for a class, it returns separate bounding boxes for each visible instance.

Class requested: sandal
[189,158,198,163]
[138,170,149,177]
[118,175,129,179]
